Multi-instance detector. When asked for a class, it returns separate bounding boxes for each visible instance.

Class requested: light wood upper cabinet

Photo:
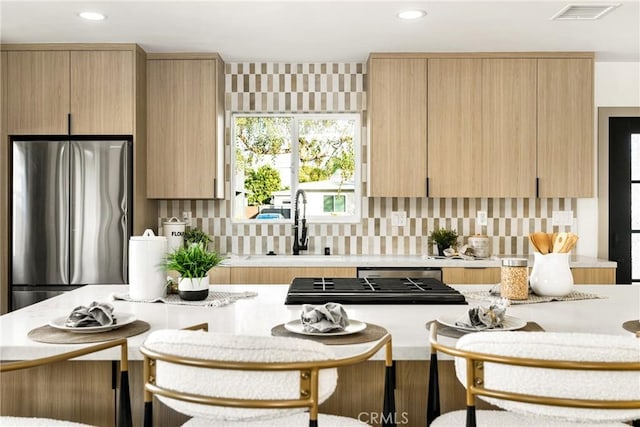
[367,57,427,197]
[70,51,134,135]
[367,52,593,198]
[7,51,70,135]
[6,49,134,135]
[481,59,537,197]
[428,59,482,196]
[537,58,594,197]
[147,55,224,199]
[428,58,536,197]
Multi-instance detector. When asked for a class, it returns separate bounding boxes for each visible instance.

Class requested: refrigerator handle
[59,142,70,284]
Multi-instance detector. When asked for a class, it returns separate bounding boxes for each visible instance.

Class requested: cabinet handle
[536,177,539,198]
[426,177,430,198]
[213,178,217,198]
[67,113,71,136]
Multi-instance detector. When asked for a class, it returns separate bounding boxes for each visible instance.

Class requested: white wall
[577,62,640,257]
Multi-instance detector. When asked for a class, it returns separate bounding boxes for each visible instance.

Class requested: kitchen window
[232,114,361,223]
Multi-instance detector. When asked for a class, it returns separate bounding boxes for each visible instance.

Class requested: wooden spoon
[553,232,569,253]
[533,232,550,254]
[528,234,541,253]
[560,233,579,253]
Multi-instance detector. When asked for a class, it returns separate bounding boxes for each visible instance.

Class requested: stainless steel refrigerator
[11,137,132,310]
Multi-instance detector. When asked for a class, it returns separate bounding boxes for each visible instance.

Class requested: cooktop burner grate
[285,277,467,305]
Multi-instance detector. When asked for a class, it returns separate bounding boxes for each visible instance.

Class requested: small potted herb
[165,244,224,301]
[428,228,459,256]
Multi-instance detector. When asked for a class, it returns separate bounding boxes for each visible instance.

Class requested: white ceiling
[1,0,639,63]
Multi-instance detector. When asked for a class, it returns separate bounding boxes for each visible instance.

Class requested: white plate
[49,312,136,334]
[437,314,527,332]
[284,319,367,336]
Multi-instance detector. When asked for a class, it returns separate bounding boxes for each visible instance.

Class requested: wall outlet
[391,211,407,227]
[552,210,573,226]
[476,211,488,226]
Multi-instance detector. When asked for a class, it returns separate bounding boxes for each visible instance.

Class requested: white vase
[178,276,209,301]
[529,252,574,297]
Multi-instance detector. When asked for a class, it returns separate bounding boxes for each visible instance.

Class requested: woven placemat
[425,320,545,339]
[461,290,602,305]
[271,323,387,345]
[112,290,257,307]
[622,320,640,335]
[28,320,150,344]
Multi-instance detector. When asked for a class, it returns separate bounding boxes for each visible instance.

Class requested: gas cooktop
[284,277,467,305]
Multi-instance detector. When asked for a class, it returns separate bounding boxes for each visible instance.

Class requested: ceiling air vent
[551,4,620,20]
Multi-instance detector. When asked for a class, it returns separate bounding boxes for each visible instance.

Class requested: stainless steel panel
[12,140,69,285]
[11,285,85,311]
[356,267,443,281]
[69,140,130,284]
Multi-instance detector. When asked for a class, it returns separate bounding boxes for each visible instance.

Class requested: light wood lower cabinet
[227,267,357,284]
[443,267,615,285]
[442,267,501,284]
[571,268,615,284]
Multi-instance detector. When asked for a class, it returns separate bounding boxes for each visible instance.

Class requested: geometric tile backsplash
[157,61,576,256]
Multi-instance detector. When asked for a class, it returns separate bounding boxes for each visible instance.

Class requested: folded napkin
[65,302,115,328]
[455,298,509,330]
[300,302,349,333]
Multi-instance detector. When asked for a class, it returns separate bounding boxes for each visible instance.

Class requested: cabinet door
[368,58,427,197]
[481,59,536,197]
[537,58,594,197]
[428,59,482,197]
[147,59,218,199]
[229,267,357,284]
[70,51,134,135]
[7,51,70,135]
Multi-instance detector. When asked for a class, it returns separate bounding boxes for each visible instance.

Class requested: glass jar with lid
[500,258,529,300]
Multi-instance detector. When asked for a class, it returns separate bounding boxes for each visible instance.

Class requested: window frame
[231,112,362,224]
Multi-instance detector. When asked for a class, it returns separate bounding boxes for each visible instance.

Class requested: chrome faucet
[292,189,308,255]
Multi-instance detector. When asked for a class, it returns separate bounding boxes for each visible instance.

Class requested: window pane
[633,233,640,281]
[234,117,292,220]
[633,183,640,230]
[323,195,334,212]
[297,119,356,218]
[632,134,640,181]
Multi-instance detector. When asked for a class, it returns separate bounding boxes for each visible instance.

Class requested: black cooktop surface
[284,277,467,305]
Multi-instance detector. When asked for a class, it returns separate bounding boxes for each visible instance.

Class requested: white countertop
[1,284,637,363]
[221,254,616,268]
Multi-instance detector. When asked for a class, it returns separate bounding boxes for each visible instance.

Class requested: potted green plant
[165,244,224,301]
[428,228,459,256]
[183,228,213,249]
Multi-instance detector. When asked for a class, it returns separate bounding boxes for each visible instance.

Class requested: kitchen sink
[243,255,333,263]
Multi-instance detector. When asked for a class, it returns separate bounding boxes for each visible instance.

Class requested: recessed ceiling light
[78,11,106,21]
[397,9,427,20]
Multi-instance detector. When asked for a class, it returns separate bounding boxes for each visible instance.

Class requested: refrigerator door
[69,140,131,284]
[12,140,69,285]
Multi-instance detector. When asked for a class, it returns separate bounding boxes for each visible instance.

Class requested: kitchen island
[1,284,638,426]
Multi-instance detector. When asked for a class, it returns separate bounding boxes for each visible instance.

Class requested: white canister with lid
[163,217,186,253]
[468,234,491,258]
[129,229,167,300]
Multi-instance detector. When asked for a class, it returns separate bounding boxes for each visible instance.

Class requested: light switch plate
[476,211,488,226]
[552,210,573,226]
[391,211,407,227]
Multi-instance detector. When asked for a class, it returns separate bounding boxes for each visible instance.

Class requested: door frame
[597,107,640,265]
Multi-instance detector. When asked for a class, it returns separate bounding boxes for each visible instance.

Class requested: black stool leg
[143,401,153,427]
[118,371,132,427]
[383,360,397,426]
[426,353,440,426]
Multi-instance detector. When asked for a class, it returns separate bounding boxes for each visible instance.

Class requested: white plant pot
[178,276,209,301]
[529,252,574,297]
